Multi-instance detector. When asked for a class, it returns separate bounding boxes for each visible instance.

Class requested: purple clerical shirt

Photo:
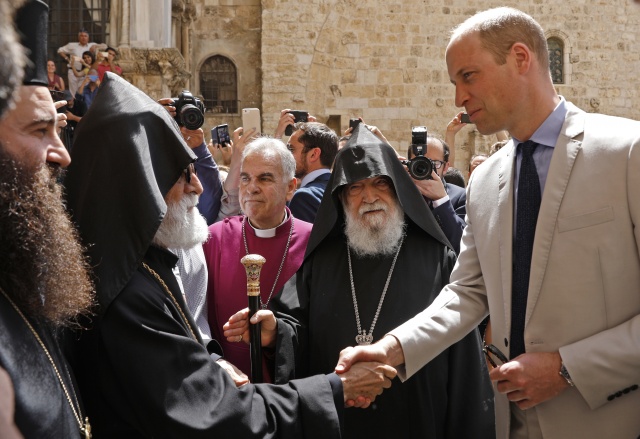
[203,208,312,381]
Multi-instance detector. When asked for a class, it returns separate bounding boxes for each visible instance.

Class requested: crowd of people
[1,1,640,438]
[49,28,122,151]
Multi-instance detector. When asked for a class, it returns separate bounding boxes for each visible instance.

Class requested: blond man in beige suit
[337,7,640,439]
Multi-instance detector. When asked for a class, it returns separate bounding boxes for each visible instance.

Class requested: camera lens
[408,156,433,180]
[180,104,205,130]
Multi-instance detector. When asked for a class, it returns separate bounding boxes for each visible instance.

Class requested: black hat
[15,0,48,87]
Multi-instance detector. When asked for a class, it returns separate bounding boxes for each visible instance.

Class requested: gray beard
[153,194,210,250]
[343,198,406,258]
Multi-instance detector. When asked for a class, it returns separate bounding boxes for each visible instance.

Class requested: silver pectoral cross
[355,333,373,345]
[81,418,92,439]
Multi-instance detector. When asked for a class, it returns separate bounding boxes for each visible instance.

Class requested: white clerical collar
[300,168,331,188]
[248,210,289,238]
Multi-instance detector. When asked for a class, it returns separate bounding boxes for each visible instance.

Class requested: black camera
[402,126,434,180]
[50,90,69,113]
[285,110,308,136]
[172,90,205,130]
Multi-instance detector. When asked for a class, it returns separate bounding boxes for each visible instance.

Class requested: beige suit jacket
[390,102,640,438]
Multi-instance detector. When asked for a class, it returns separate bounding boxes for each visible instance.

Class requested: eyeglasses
[183,163,197,184]
[483,343,508,368]
[432,160,446,170]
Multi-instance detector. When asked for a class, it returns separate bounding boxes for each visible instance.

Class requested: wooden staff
[241,254,266,383]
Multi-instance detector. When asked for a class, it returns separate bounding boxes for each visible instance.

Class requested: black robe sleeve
[271,265,313,384]
[80,254,342,439]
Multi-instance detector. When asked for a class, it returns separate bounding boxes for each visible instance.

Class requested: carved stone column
[171,0,196,87]
[119,0,130,47]
[117,47,191,99]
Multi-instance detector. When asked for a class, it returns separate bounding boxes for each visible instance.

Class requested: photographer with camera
[75,68,100,109]
[274,108,317,139]
[403,129,466,254]
[96,46,122,81]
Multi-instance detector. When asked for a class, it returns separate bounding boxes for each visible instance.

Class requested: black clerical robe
[0,293,81,438]
[272,222,495,438]
[70,246,342,438]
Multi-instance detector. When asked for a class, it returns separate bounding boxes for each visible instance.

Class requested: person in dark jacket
[287,122,338,223]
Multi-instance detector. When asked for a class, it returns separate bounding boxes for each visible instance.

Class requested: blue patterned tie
[510,140,541,359]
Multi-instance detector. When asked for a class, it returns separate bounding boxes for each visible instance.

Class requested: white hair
[242,137,295,182]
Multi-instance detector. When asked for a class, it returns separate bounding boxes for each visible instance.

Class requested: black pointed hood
[306,124,452,257]
[65,73,196,314]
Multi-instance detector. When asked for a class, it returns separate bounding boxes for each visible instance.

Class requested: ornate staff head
[241,254,266,297]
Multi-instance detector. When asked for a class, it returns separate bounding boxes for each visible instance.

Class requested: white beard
[343,198,406,258]
[153,193,209,250]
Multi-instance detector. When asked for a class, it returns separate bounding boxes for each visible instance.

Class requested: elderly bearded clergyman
[226,125,495,438]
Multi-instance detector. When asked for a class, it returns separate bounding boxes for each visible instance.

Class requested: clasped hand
[489,351,571,410]
[223,307,277,348]
[339,361,396,408]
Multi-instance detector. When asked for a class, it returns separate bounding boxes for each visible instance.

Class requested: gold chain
[142,262,198,340]
[0,286,91,438]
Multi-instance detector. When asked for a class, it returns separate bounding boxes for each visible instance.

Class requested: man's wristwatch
[559,363,575,387]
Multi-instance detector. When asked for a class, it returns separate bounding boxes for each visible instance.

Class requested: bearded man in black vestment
[229,125,495,438]
[0,1,94,437]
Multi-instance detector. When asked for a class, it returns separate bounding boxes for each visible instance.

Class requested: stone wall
[121,0,640,171]
[191,0,263,132]
[257,0,640,170]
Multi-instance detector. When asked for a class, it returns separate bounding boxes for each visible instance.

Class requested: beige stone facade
[114,0,640,171]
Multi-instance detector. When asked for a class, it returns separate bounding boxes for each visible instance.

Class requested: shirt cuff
[431,194,450,208]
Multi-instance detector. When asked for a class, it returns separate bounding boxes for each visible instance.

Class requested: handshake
[334,335,403,408]
[224,308,402,408]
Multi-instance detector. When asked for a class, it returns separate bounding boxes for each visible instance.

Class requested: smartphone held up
[349,118,361,131]
[242,108,261,138]
[211,124,231,147]
[284,110,308,136]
